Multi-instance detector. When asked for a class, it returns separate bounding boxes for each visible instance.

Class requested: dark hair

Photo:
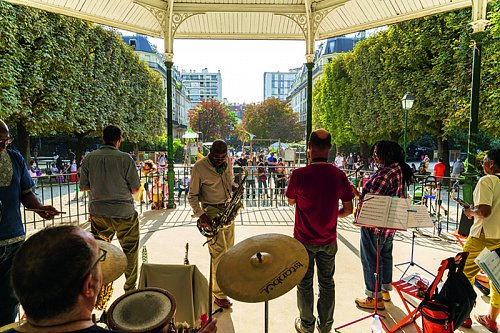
[210,140,227,154]
[309,131,332,151]
[11,226,94,322]
[486,149,500,167]
[371,140,413,185]
[103,125,122,144]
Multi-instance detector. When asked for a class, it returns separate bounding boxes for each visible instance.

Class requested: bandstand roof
[3,0,481,47]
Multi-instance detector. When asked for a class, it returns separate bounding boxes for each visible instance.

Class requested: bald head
[0,120,11,153]
[309,129,332,152]
[0,119,8,136]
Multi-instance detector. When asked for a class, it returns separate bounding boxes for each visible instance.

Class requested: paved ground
[89,206,493,333]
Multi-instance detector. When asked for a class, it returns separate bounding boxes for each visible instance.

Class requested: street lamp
[401,92,415,160]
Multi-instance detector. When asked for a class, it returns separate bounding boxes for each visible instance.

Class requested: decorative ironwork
[172,12,197,34]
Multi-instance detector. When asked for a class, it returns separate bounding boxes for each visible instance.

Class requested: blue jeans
[360,227,393,299]
[297,242,338,333]
[0,241,23,326]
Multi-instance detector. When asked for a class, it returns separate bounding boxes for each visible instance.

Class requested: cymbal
[216,233,309,303]
[96,240,127,284]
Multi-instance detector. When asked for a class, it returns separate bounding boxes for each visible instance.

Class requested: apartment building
[122,34,190,139]
[181,69,222,109]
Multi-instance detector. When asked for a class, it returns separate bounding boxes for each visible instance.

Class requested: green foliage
[243,98,304,142]
[0,2,165,161]
[314,7,499,154]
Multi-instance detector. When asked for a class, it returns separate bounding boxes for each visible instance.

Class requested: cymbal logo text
[260,261,304,295]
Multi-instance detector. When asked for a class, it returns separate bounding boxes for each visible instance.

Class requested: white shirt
[470,174,500,239]
[335,156,344,168]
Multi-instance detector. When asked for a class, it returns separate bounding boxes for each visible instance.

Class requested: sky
[148,38,308,104]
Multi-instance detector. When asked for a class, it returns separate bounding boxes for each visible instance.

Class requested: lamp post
[401,93,415,160]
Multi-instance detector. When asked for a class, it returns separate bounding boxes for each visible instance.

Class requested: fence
[23,165,470,237]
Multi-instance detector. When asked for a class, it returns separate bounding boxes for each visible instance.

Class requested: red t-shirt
[286,163,355,245]
[434,162,446,181]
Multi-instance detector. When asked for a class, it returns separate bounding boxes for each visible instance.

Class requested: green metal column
[165,60,176,209]
[463,34,483,205]
[403,109,408,161]
[305,62,314,165]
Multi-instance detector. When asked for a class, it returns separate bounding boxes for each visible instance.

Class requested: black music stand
[335,228,392,332]
[394,230,434,280]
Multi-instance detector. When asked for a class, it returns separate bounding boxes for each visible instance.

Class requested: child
[151,176,164,209]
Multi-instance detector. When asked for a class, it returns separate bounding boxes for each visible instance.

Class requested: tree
[243,98,304,142]
[313,53,355,148]
[188,100,235,141]
[313,7,499,170]
[0,3,165,163]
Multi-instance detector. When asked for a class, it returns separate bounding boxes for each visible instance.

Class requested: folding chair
[389,259,449,333]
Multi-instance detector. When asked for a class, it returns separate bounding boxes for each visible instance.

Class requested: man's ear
[81,272,98,298]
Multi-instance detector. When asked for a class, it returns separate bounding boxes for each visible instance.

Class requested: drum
[107,287,176,333]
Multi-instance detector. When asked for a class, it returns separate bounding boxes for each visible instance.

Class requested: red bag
[421,299,453,332]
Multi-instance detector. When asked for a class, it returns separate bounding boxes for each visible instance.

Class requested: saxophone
[197,168,248,239]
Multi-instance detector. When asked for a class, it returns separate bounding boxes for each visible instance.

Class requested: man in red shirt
[286,129,354,333]
[433,158,446,181]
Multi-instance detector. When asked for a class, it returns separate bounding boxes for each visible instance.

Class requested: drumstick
[26,208,66,214]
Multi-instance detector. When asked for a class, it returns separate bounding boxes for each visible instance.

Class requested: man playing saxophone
[188,140,235,309]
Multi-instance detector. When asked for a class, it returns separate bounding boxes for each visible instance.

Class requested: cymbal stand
[394,230,434,280]
[335,232,390,332]
[265,300,269,333]
[208,251,214,323]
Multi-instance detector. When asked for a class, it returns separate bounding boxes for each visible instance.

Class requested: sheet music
[476,248,500,292]
[407,205,434,228]
[386,197,411,230]
[356,195,409,230]
[356,195,391,228]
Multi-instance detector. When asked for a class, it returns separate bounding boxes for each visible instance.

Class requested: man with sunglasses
[4,226,218,333]
[0,119,60,327]
[188,140,235,309]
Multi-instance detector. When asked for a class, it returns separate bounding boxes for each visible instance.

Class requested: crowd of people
[2,118,498,333]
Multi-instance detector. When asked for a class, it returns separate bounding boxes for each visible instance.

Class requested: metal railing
[23,166,470,239]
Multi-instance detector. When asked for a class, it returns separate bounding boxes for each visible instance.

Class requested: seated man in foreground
[5,226,217,333]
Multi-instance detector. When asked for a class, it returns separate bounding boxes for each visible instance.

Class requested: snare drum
[107,287,176,333]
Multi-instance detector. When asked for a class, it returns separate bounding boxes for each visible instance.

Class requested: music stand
[336,194,419,332]
[335,228,391,332]
[394,230,434,280]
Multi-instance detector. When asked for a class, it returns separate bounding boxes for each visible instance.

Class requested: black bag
[418,253,476,331]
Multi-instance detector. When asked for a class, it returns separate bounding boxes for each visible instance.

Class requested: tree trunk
[134,143,139,159]
[437,137,450,185]
[16,122,31,166]
[75,133,86,166]
[359,140,370,167]
[389,131,400,143]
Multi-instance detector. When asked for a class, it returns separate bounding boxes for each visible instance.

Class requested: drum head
[108,288,176,332]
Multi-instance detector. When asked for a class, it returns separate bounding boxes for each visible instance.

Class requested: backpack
[418,253,476,332]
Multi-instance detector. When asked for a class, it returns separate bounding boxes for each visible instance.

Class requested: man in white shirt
[462,149,500,332]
